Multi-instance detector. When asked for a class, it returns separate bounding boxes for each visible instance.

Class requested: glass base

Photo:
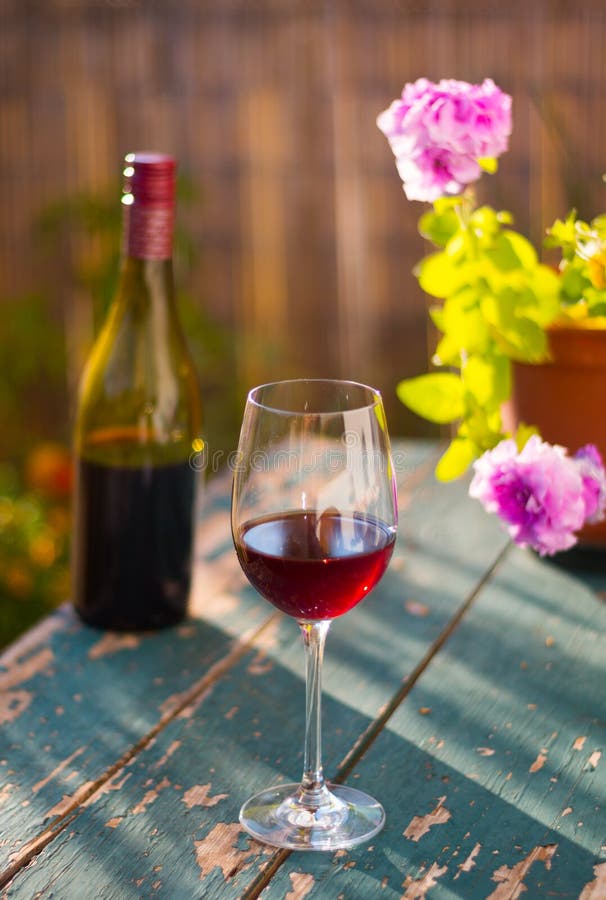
[239,782,385,851]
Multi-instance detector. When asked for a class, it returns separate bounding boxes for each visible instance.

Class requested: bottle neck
[122,202,174,261]
[118,200,176,318]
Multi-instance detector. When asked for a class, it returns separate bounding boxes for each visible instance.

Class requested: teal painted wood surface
[0,440,437,890]
[266,546,606,898]
[0,441,604,899]
[0,477,274,875]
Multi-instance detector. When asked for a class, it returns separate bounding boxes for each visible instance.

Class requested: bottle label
[125,205,174,260]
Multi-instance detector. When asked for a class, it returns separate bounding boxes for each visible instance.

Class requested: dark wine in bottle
[72,153,203,630]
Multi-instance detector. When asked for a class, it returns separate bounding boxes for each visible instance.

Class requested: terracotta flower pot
[501,324,606,548]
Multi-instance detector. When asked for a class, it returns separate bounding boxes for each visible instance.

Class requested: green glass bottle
[72,153,203,630]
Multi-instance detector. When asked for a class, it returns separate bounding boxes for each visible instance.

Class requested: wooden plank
[266,546,606,898]
[0,444,512,897]
[0,475,277,877]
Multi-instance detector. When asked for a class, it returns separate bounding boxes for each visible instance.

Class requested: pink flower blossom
[469,436,606,556]
[377,77,512,202]
[574,444,606,523]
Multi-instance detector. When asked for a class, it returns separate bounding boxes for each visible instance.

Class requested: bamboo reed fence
[1,0,606,439]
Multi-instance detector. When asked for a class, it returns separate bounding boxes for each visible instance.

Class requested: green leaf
[416,251,461,298]
[481,291,549,361]
[435,437,480,481]
[463,354,511,407]
[396,373,465,424]
[445,231,468,261]
[545,211,578,253]
[442,291,490,353]
[471,206,501,237]
[432,334,461,366]
[418,207,460,247]
[415,250,476,300]
[584,290,606,316]
[503,230,538,268]
[485,231,537,272]
[429,305,445,331]
[560,265,589,302]
[525,265,561,324]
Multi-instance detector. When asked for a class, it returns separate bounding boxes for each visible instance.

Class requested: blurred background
[2,0,606,647]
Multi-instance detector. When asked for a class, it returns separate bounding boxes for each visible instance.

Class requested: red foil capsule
[122,152,176,260]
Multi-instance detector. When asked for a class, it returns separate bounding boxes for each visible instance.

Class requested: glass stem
[298,619,331,806]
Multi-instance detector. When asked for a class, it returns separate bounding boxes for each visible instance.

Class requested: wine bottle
[72,152,203,631]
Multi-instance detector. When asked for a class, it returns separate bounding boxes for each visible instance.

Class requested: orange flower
[25,443,73,499]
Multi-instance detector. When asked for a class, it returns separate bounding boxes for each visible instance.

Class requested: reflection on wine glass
[231,379,398,851]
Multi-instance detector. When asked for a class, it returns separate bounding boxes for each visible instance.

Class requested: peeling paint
[90,771,131,801]
[579,862,606,899]
[32,747,85,794]
[586,751,601,770]
[285,871,315,899]
[488,844,557,899]
[88,633,140,660]
[131,776,171,815]
[476,747,495,757]
[455,842,481,879]
[45,780,96,818]
[0,690,32,726]
[529,753,547,773]
[405,600,429,617]
[159,691,186,719]
[0,616,63,669]
[182,783,228,809]
[402,862,448,898]
[105,817,123,828]
[562,807,573,817]
[0,784,13,807]
[194,822,255,879]
[225,706,239,720]
[247,650,273,676]
[0,647,54,724]
[178,685,215,720]
[404,796,451,842]
[574,736,587,751]
[152,740,182,770]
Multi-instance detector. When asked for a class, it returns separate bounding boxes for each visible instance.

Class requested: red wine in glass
[236,510,395,620]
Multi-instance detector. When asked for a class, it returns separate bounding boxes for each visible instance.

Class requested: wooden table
[1,440,604,899]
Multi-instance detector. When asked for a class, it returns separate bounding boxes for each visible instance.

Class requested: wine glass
[231,379,398,851]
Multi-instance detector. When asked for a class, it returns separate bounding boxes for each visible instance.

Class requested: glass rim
[246,378,384,415]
